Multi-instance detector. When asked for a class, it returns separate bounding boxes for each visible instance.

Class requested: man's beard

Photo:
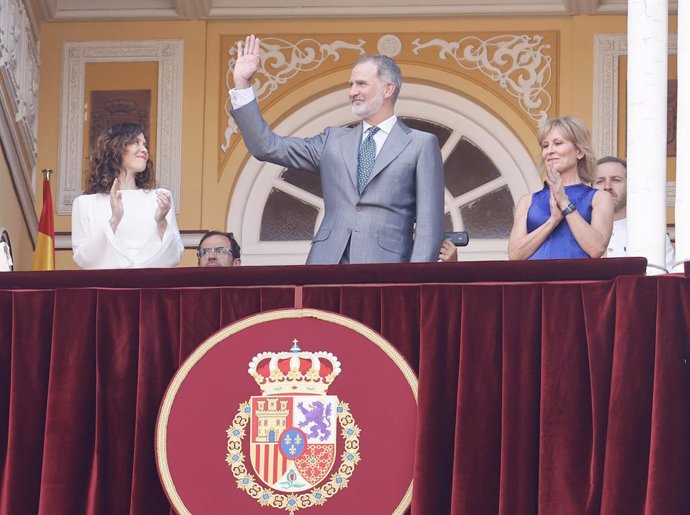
[351,89,384,119]
[615,192,627,214]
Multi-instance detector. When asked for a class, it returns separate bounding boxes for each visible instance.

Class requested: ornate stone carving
[377,35,402,57]
[0,0,39,167]
[58,40,184,214]
[412,35,552,123]
[0,0,40,240]
[593,33,678,209]
[593,33,678,158]
[222,37,366,152]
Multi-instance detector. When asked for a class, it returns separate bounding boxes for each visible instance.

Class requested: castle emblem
[226,340,361,512]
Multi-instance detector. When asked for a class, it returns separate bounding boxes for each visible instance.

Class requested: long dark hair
[84,123,156,193]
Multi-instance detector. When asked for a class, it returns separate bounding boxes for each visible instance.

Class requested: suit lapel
[343,123,364,189]
[366,120,412,187]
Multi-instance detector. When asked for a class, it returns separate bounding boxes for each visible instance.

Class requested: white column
[675,0,690,272]
[627,0,669,274]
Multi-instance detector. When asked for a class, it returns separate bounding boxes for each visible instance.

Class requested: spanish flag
[32,174,55,270]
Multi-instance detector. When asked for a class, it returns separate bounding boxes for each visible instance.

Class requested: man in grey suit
[230,34,445,264]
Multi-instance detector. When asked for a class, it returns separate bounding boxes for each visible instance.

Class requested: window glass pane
[399,117,452,148]
[445,137,501,196]
[460,186,514,238]
[260,118,518,246]
[281,168,322,197]
[261,188,318,241]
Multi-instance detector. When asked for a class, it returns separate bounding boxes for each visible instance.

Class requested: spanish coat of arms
[226,340,361,513]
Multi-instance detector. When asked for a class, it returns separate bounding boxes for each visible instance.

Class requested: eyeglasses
[198,247,234,258]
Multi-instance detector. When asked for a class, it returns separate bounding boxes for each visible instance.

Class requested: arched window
[228,84,540,264]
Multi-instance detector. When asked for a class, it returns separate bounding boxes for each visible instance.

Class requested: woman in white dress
[71,123,184,269]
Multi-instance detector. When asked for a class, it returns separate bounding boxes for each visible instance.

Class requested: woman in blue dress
[508,116,613,260]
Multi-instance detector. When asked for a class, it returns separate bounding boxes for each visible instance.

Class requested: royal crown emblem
[248,339,341,396]
[226,339,361,513]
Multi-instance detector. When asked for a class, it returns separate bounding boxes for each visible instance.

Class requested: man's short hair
[597,156,627,169]
[355,54,402,102]
[197,230,241,259]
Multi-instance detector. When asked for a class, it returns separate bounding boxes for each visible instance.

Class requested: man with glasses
[197,231,241,267]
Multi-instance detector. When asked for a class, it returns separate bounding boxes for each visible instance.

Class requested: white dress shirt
[606,218,676,272]
[361,116,397,157]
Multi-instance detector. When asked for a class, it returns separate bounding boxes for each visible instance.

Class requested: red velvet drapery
[1,259,689,515]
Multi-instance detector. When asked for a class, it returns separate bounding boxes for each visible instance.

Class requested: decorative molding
[0,0,39,160]
[0,0,40,243]
[411,35,553,123]
[593,33,678,157]
[377,34,402,57]
[208,3,570,19]
[222,37,366,152]
[58,39,184,214]
[25,0,682,22]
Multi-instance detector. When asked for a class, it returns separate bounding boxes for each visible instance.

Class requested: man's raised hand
[233,34,261,90]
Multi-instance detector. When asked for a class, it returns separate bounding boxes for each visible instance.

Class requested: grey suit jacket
[232,99,444,264]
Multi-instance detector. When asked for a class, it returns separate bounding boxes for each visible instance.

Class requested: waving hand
[233,35,261,90]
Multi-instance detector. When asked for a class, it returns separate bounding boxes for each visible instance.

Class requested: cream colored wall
[0,153,33,271]
[31,14,676,270]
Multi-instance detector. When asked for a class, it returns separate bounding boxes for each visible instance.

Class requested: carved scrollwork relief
[412,35,553,123]
[222,37,366,152]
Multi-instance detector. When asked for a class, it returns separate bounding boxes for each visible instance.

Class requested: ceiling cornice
[174,0,212,19]
[18,0,681,25]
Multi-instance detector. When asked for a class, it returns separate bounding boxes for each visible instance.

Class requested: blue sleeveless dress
[526,183,597,259]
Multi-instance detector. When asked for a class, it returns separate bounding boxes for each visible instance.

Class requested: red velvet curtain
[1,270,689,514]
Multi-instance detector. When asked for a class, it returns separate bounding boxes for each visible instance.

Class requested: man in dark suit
[230,34,444,264]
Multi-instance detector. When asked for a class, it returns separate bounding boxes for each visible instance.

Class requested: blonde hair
[537,115,597,183]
